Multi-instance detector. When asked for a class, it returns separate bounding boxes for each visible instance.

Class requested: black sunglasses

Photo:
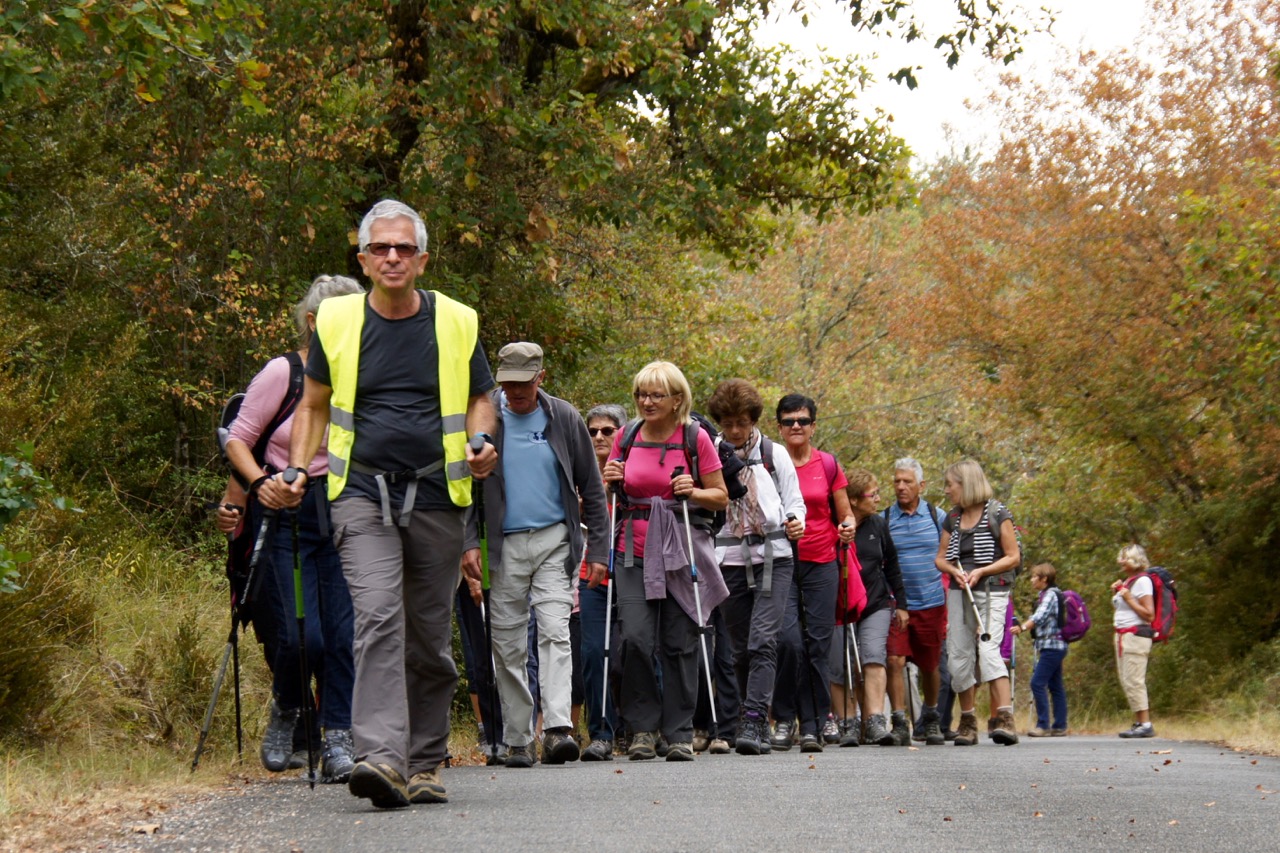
[364,242,420,257]
[779,417,814,428]
[588,426,617,437]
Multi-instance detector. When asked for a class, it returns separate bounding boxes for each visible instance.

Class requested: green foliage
[0,443,79,594]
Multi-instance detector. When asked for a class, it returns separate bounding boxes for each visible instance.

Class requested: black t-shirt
[854,513,907,614]
[308,290,494,510]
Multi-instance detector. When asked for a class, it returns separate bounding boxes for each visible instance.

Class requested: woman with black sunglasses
[577,403,629,760]
[769,394,856,750]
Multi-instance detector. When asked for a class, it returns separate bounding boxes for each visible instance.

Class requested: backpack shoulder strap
[684,421,702,485]
[923,499,942,535]
[249,351,305,468]
[618,418,644,462]
[758,435,780,488]
[818,450,837,488]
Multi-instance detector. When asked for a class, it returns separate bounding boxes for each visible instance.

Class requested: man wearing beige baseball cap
[464,342,609,767]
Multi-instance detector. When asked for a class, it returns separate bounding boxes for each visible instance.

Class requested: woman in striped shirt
[935,459,1021,746]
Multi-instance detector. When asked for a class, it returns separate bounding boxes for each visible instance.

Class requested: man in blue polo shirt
[883,457,950,745]
[463,342,609,768]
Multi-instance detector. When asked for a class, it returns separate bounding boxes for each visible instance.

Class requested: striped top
[942,500,1015,589]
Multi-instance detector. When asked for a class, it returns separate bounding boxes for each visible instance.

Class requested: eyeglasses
[634,391,671,403]
[365,242,420,258]
[588,426,617,437]
[862,490,880,499]
[779,417,814,428]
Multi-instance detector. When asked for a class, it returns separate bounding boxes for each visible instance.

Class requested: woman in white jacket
[705,379,806,754]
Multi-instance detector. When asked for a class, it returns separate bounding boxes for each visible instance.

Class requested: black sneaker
[799,733,823,753]
[769,719,795,751]
[542,728,580,765]
[736,714,767,755]
[888,712,911,746]
[921,710,945,746]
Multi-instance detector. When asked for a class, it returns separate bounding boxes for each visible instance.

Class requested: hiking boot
[991,709,1019,745]
[407,767,447,804]
[987,716,998,741]
[1050,728,1069,737]
[866,714,893,746]
[692,729,710,752]
[289,706,320,770]
[953,713,979,746]
[838,717,861,748]
[582,739,613,762]
[708,737,731,754]
[628,731,658,760]
[348,761,410,809]
[260,701,300,773]
[799,733,823,753]
[320,729,356,784]
[542,728,580,765]
[1027,727,1052,738]
[887,711,910,746]
[921,710,945,746]
[944,728,959,742]
[1118,721,1155,739]
[503,742,537,768]
[655,733,670,757]
[666,742,695,762]
[769,719,795,751]
[736,713,767,756]
[821,716,841,744]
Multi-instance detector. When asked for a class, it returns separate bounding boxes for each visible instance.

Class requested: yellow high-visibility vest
[316,290,477,507]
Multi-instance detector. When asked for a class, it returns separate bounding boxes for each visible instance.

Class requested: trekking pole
[601,484,618,731]
[282,468,317,789]
[787,514,821,735]
[672,466,716,725]
[469,434,501,763]
[192,505,277,772]
[962,580,992,642]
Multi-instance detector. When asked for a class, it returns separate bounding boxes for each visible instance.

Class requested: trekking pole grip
[468,433,486,454]
[671,465,688,502]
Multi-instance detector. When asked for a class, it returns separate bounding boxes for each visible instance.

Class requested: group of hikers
[211,199,1165,810]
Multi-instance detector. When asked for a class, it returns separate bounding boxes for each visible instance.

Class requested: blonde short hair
[1117,544,1150,570]
[942,458,994,509]
[632,361,693,424]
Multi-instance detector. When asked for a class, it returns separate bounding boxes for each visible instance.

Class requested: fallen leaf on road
[1043,758,1051,764]
[1087,768,1098,773]
[1251,760,1259,765]
[958,784,966,790]
[1163,759,1173,766]
[1031,784,1038,789]
[615,769,624,774]
[132,824,160,835]
[943,816,953,822]
[1257,785,1278,794]
[1033,811,1043,818]
[1204,802,1216,807]
[898,809,907,814]
[908,747,919,751]
[1151,749,1172,755]
[653,801,661,805]
[1169,820,1179,825]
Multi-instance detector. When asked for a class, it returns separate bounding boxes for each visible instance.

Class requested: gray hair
[585,404,628,429]
[295,274,364,346]
[893,457,925,483]
[357,199,429,253]
[1117,543,1151,570]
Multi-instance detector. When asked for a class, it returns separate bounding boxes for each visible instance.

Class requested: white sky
[757,0,1148,162]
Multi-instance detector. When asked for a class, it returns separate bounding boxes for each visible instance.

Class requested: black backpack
[618,413,729,533]
[217,351,305,489]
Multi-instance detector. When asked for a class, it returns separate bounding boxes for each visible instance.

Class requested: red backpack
[1125,566,1179,643]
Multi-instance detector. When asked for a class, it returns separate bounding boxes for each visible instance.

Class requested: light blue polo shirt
[500,400,565,532]
[884,499,947,610]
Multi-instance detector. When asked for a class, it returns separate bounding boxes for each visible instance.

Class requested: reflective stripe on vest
[316,290,477,507]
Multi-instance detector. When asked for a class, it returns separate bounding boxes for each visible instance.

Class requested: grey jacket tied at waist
[632,496,729,627]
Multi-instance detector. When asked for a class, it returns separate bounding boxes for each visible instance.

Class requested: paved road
[103,736,1276,852]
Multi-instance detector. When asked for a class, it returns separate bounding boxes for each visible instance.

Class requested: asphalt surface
[102,735,1276,852]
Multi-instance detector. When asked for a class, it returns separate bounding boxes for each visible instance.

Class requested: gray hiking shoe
[628,731,657,760]
[887,712,910,746]
[838,717,861,748]
[665,742,695,762]
[503,742,537,768]
[736,713,767,756]
[320,729,356,784]
[1118,721,1155,739]
[821,715,841,744]
[799,733,823,753]
[921,709,945,746]
[866,714,893,746]
[769,719,795,751]
[260,700,300,773]
[581,738,613,762]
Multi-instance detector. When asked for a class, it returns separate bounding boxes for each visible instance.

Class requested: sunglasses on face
[779,417,814,428]
[588,426,617,437]
[365,242,420,258]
